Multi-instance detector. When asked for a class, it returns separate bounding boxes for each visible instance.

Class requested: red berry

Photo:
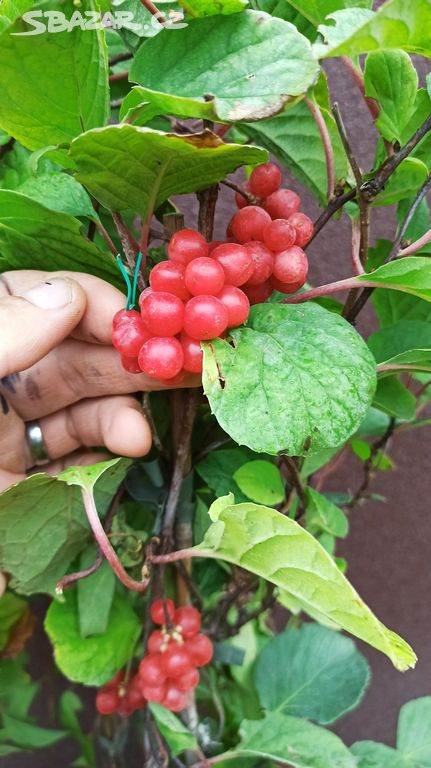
[270,275,304,295]
[263,219,296,252]
[151,598,175,625]
[243,241,274,285]
[148,630,166,654]
[168,229,208,265]
[162,684,188,712]
[140,291,184,337]
[180,333,203,374]
[230,205,271,243]
[112,310,150,357]
[138,287,153,305]
[249,162,282,198]
[121,355,141,374]
[185,257,225,296]
[96,690,118,715]
[164,370,186,386]
[183,296,228,341]
[149,261,190,301]
[174,606,201,639]
[217,286,250,328]
[177,668,199,692]
[186,634,213,666]
[139,654,166,687]
[212,243,254,287]
[142,682,167,703]
[104,670,125,690]
[287,212,314,247]
[138,337,183,381]
[160,643,192,679]
[263,189,301,220]
[235,182,251,209]
[242,281,272,305]
[272,246,308,286]
[208,240,224,254]
[113,308,132,327]
[126,682,146,712]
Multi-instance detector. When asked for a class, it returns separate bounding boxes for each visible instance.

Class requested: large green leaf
[254,624,370,724]
[202,303,376,456]
[0,0,109,151]
[0,191,118,284]
[372,290,431,327]
[130,10,319,122]
[224,713,356,766]
[397,697,431,765]
[357,257,431,303]
[364,50,418,143]
[316,0,431,58]
[70,125,266,217]
[45,591,140,686]
[77,548,116,638]
[351,742,409,768]
[120,87,221,126]
[180,0,248,15]
[373,377,416,420]
[192,495,416,670]
[249,0,316,41]
[0,0,32,34]
[378,349,431,376]
[0,459,130,595]
[368,321,431,363]
[196,447,253,503]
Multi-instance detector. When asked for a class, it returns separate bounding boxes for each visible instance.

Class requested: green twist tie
[116,252,143,310]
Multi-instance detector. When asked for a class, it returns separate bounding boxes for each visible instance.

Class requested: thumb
[0,277,87,378]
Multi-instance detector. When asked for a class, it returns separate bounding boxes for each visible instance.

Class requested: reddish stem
[96,222,117,256]
[282,277,372,303]
[305,97,335,200]
[351,218,365,275]
[138,0,165,22]
[341,56,380,121]
[109,72,128,83]
[399,229,431,256]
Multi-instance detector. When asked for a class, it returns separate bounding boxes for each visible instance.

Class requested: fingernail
[23,278,73,309]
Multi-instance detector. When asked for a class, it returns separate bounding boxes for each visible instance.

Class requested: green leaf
[70,125,266,218]
[229,712,356,766]
[58,457,129,492]
[372,159,429,206]
[234,460,284,505]
[15,173,96,220]
[0,658,39,720]
[130,10,319,122]
[351,742,408,768]
[284,0,373,26]
[357,257,431,304]
[0,593,27,651]
[0,459,130,595]
[202,303,376,456]
[364,51,418,143]
[372,290,431,327]
[316,0,431,59]
[77,549,116,638]
[397,697,431,765]
[60,692,95,768]
[196,447,253,503]
[0,191,119,285]
[244,97,348,204]
[368,321,431,363]
[45,591,140,686]
[148,704,198,756]
[373,377,416,420]
[250,0,317,41]
[0,715,66,750]
[180,0,248,16]
[193,495,416,670]
[378,349,431,376]
[0,0,109,151]
[120,87,222,126]
[0,0,32,34]
[254,624,370,724]
[305,488,349,538]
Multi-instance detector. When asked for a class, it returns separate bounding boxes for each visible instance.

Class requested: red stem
[282,277,372,303]
[305,97,335,200]
[341,56,380,121]
[399,229,431,256]
[82,488,149,592]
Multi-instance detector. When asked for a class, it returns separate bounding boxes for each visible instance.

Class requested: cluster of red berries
[138,599,213,713]
[95,669,146,718]
[112,163,313,383]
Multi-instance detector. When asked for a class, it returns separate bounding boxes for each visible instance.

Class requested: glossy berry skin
[168,229,208,264]
[96,690,118,715]
[121,355,141,374]
[183,296,228,341]
[249,162,282,198]
[140,291,184,337]
[287,212,314,247]
[217,286,250,328]
[270,275,304,295]
[180,333,203,374]
[186,634,213,667]
[230,205,271,243]
[160,644,192,679]
[174,606,201,639]
[263,189,301,220]
[141,682,167,703]
[272,246,308,286]
[148,630,166,654]
[243,241,274,285]
[139,654,166,687]
[151,598,175,625]
[138,337,184,381]
[112,310,150,357]
[185,257,225,296]
[177,667,199,692]
[149,261,190,301]
[263,219,296,252]
[242,280,272,306]
[162,684,188,713]
[211,243,254,287]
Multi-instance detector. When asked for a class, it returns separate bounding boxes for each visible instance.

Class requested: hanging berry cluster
[95,669,146,717]
[112,162,313,383]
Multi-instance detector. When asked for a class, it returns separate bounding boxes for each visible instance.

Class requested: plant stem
[346,418,396,509]
[341,56,380,121]
[305,97,335,200]
[81,487,149,592]
[138,0,165,21]
[280,455,307,513]
[109,52,133,67]
[351,218,365,275]
[282,276,366,303]
[112,212,146,292]
[399,228,431,256]
[197,185,219,241]
[310,188,356,243]
[109,72,128,83]
[96,221,118,256]
[221,179,256,205]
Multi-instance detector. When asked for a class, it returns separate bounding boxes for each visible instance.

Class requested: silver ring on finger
[25,421,50,466]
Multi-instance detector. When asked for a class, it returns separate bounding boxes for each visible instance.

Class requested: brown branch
[280,455,307,513]
[216,583,276,640]
[197,185,219,241]
[220,179,256,205]
[305,97,335,200]
[109,52,133,68]
[310,188,356,244]
[138,0,166,22]
[96,221,118,256]
[109,72,128,83]
[345,417,396,509]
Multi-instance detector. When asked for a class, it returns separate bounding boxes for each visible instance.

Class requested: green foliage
[233,460,284,505]
[77,549,116,638]
[203,303,376,456]
[305,488,349,538]
[358,257,431,303]
[180,0,248,15]
[148,704,198,755]
[0,592,27,651]
[364,51,418,143]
